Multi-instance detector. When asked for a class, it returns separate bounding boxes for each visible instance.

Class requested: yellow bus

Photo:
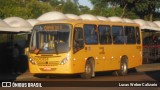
[28,19,142,78]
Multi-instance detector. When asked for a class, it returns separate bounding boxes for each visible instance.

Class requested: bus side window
[112,26,124,44]
[136,27,141,44]
[84,24,98,44]
[73,27,84,53]
[98,25,112,44]
[124,26,136,44]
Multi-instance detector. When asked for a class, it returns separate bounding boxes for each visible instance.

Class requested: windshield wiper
[54,40,59,55]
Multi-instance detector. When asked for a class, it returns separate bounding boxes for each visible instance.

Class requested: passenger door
[72,24,86,73]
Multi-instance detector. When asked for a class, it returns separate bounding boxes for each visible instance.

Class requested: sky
[78,0,93,9]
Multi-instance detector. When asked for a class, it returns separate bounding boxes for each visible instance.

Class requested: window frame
[112,26,125,44]
[98,25,112,45]
[136,27,141,44]
[124,26,136,44]
[84,24,98,45]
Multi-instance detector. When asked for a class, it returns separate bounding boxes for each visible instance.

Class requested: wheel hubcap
[86,64,91,74]
[121,62,127,73]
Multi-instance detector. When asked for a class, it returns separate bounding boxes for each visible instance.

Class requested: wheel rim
[121,62,127,74]
[86,64,91,74]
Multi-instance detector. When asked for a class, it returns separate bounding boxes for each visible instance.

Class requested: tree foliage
[79,5,91,14]
[117,0,160,20]
[27,0,53,18]
[90,0,160,20]
[0,0,53,19]
[0,0,159,21]
[61,0,80,15]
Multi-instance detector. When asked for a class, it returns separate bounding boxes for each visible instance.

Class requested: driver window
[73,27,84,53]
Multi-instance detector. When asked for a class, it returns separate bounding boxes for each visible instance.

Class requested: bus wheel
[81,61,93,79]
[119,59,128,76]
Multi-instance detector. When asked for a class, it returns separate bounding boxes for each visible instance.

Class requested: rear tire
[119,59,128,76]
[81,61,93,79]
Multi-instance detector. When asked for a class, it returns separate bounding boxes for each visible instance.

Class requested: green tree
[116,0,160,20]
[50,0,61,7]
[0,0,28,19]
[90,0,160,20]
[0,0,53,19]
[26,0,53,18]
[79,5,91,14]
[49,0,63,11]
[133,0,160,21]
[155,11,160,20]
[89,0,126,17]
[61,0,80,15]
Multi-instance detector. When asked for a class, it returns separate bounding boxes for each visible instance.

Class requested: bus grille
[36,61,59,66]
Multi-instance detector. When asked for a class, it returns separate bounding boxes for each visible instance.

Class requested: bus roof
[36,19,140,27]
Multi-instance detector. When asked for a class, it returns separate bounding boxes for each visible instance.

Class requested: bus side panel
[103,44,142,71]
[105,45,125,70]
[126,45,136,68]
[90,45,105,72]
[102,45,119,71]
[71,49,86,74]
[71,44,107,73]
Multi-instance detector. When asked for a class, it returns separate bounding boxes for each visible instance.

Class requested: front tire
[81,61,93,79]
[119,60,128,76]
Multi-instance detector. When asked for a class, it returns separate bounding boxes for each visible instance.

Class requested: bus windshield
[30,24,71,54]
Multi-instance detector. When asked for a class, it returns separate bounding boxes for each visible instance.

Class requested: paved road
[0,63,160,90]
[14,63,160,81]
[0,63,159,81]
[15,70,159,81]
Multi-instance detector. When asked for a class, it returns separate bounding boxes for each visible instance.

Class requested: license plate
[43,67,51,71]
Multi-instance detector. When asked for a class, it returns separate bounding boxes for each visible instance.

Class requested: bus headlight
[60,54,70,65]
[29,57,36,65]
